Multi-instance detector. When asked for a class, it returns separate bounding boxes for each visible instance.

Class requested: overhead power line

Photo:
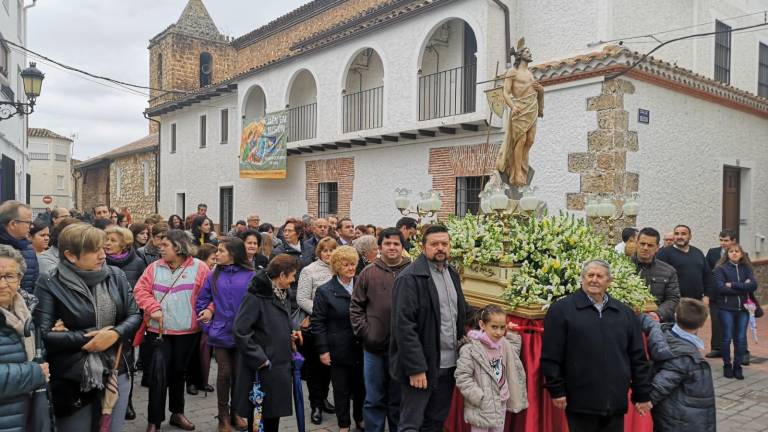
[607,21,768,80]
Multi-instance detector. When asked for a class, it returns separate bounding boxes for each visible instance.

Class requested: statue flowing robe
[496,92,539,182]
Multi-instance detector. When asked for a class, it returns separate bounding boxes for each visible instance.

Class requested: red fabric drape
[444,315,653,432]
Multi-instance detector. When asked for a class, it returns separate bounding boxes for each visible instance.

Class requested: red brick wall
[428,143,499,219]
[305,157,355,218]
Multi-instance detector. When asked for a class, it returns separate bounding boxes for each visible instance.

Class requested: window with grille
[714,20,731,84]
[0,41,8,78]
[455,175,489,216]
[759,43,768,98]
[317,182,338,218]
[220,109,229,143]
[199,115,207,148]
[170,123,177,153]
[56,175,64,189]
[219,187,233,234]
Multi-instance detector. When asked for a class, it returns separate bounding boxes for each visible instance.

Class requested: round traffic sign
[42,195,53,205]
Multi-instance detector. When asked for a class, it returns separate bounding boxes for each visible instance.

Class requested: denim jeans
[719,308,749,367]
[363,350,401,432]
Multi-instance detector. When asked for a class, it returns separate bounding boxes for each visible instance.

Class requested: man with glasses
[0,200,39,293]
[50,207,71,226]
[246,213,261,230]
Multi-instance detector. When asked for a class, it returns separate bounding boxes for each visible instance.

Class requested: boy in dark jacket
[641,298,715,432]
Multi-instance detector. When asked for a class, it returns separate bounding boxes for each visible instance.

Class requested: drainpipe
[489,0,512,66]
[144,113,161,214]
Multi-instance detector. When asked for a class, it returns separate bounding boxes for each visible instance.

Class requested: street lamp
[585,193,640,244]
[394,188,442,221]
[0,62,45,121]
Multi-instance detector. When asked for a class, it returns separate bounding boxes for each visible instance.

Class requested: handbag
[291,307,310,331]
[133,263,189,346]
[749,293,764,318]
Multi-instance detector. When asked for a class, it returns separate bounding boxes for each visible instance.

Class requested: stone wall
[76,164,110,214]
[429,142,499,220]
[305,157,355,218]
[753,260,768,306]
[109,151,157,222]
[567,79,639,244]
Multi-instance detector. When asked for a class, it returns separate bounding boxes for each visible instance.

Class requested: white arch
[284,68,318,108]
[241,84,267,121]
[414,16,482,74]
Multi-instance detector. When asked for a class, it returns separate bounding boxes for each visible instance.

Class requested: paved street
[125,315,768,432]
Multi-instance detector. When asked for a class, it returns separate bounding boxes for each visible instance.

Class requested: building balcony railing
[30,152,49,160]
[287,103,317,143]
[418,63,477,121]
[342,86,383,133]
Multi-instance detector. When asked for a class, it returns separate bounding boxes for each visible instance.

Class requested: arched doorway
[342,48,385,132]
[287,69,318,142]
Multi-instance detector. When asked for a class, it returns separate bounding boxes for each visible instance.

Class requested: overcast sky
[27,0,307,160]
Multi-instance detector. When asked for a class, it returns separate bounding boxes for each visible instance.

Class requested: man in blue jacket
[0,201,38,294]
[542,260,652,431]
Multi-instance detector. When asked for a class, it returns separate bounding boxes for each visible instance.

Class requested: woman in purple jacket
[196,237,255,431]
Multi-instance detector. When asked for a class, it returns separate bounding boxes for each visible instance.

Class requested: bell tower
[147,0,235,113]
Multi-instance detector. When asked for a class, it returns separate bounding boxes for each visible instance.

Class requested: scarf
[271,280,288,303]
[107,250,131,262]
[468,329,509,401]
[0,293,35,360]
[57,260,117,391]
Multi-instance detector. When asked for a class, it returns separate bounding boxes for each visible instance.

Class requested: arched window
[157,53,163,89]
[200,52,213,87]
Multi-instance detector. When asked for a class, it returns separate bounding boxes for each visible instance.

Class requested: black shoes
[743,351,751,366]
[186,384,199,395]
[322,399,335,414]
[724,364,734,378]
[311,407,323,425]
[125,399,136,420]
[734,366,744,380]
[705,350,721,358]
[203,384,215,393]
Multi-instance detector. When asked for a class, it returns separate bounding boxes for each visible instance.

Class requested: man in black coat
[703,229,740,360]
[633,227,680,323]
[0,200,38,293]
[542,259,652,431]
[390,225,467,432]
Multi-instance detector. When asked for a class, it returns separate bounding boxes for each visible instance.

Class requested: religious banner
[239,110,288,179]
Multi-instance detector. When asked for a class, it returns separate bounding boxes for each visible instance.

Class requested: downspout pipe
[489,0,512,66]
[144,113,161,214]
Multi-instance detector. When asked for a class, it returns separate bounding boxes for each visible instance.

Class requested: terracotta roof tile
[74,133,158,169]
[28,128,72,141]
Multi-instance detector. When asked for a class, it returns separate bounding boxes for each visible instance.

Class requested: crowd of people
[0,198,758,432]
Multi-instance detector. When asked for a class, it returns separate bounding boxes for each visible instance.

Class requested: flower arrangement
[413,213,654,311]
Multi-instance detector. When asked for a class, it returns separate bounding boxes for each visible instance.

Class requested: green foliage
[422,212,654,310]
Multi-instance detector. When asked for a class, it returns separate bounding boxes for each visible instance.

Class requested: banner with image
[239,110,288,179]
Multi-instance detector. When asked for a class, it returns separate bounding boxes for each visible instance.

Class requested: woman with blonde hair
[34,224,141,432]
[312,245,365,432]
[297,236,338,424]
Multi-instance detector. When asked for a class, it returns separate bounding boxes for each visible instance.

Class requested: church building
[146,0,768,258]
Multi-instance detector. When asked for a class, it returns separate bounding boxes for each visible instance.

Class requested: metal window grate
[759,43,768,98]
[287,103,317,142]
[455,175,489,216]
[29,152,49,160]
[219,187,233,234]
[342,86,383,133]
[171,124,177,153]
[55,154,67,162]
[318,182,338,218]
[418,63,477,121]
[714,20,731,84]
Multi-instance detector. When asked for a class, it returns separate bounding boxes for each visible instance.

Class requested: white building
[147,0,768,256]
[0,0,35,203]
[27,127,73,213]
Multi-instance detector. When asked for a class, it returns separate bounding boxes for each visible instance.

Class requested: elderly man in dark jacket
[0,201,38,293]
[633,228,680,322]
[640,299,715,432]
[542,259,652,432]
[390,225,467,432]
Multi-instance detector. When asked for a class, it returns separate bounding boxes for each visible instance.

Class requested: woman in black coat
[312,246,364,432]
[34,224,141,432]
[234,254,300,432]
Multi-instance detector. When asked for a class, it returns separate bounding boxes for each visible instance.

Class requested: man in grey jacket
[633,227,680,322]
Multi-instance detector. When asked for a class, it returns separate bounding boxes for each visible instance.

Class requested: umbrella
[292,351,306,432]
[248,371,265,432]
[745,299,759,343]
[98,344,124,432]
[146,328,168,427]
[28,323,56,432]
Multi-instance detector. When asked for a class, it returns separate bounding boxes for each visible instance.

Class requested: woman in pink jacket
[134,229,210,432]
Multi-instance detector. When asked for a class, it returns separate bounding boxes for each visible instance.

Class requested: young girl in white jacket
[455,304,528,432]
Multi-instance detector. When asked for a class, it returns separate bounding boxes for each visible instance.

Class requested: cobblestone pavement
[124,315,768,432]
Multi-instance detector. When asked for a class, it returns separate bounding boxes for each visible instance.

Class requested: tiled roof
[28,128,72,141]
[74,133,158,170]
[531,45,768,113]
[232,0,347,49]
[150,0,226,45]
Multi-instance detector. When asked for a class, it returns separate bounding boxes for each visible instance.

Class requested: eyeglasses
[0,274,20,284]
[13,219,33,225]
